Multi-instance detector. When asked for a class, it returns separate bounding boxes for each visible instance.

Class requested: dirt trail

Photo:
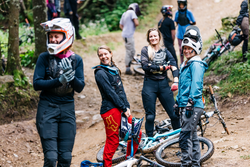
[1,0,250,167]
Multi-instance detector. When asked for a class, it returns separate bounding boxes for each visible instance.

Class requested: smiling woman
[92,45,142,167]
[140,28,180,137]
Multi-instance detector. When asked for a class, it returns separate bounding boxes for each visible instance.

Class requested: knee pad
[58,152,72,166]
[44,151,57,166]
[146,114,155,123]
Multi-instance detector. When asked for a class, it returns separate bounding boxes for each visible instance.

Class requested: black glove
[185,98,194,118]
[173,101,179,117]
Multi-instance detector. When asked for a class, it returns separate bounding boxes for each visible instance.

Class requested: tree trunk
[32,0,47,64]
[0,43,2,75]
[6,0,21,74]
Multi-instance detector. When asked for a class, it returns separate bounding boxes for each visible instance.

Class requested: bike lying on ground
[202,25,241,66]
[113,118,164,167]
[131,54,144,75]
[96,85,229,166]
[154,85,229,166]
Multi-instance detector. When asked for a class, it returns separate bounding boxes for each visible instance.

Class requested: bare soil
[1,0,250,167]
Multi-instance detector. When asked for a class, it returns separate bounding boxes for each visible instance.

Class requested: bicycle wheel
[155,137,214,167]
[96,144,127,164]
[133,64,144,75]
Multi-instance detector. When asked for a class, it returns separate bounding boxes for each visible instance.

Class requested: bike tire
[155,136,214,167]
[133,64,144,75]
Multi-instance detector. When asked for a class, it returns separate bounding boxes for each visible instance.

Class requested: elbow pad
[172,69,179,78]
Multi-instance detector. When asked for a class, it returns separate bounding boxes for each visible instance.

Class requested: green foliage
[79,19,109,37]
[20,50,35,68]
[137,0,162,31]
[240,155,250,160]
[13,70,29,87]
[206,50,250,98]
[0,29,8,58]
[80,0,154,32]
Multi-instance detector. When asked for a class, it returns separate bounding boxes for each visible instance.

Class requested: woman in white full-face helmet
[33,18,85,167]
[175,25,208,167]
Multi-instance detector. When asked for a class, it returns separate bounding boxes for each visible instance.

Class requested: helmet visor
[184,29,199,42]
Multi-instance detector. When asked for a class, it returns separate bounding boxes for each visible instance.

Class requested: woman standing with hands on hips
[92,45,141,167]
[141,28,180,137]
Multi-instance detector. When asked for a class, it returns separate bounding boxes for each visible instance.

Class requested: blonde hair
[146,28,162,60]
[97,45,121,75]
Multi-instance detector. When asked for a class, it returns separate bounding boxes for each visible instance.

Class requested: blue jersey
[174,10,196,39]
[176,56,208,108]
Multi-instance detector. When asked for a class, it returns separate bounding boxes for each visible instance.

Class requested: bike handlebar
[138,156,165,167]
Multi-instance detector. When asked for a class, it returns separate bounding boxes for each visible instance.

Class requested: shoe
[76,35,86,40]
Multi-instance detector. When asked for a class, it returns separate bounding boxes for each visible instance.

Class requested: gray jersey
[120,10,138,38]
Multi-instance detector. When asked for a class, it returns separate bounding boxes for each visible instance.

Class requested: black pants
[165,44,178,65]
[36,100,76,167]
[66,13,81,38]
[142,77,180,137]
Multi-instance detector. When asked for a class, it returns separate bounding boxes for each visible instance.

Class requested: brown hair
[97,45,121,75]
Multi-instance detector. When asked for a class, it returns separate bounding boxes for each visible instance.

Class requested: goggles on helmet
[183,29,199,42]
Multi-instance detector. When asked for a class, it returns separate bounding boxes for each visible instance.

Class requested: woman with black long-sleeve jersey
[93,45,141,167]
[33,18,85,167]
[141,28,180,137]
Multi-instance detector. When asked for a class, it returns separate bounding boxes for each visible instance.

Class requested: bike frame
[141,128,181,150]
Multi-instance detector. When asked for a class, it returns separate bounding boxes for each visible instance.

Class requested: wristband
[172,69,179,78]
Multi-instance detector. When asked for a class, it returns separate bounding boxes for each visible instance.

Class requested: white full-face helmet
[41,18,75,55]
[181,25,202,54]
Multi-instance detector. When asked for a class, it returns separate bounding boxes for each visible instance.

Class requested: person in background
[174,0,196,65]
[46,0,58,20]
[141,28,180,137]
[55,0,61,17]
[236,0,249,62]
[175,25,207,167]
[33,18,85,166]
[64,0,83,40]
[93,45,141,167]
[119,3,141,75]
[158,5,178,64]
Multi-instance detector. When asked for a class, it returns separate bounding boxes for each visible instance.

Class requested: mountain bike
[154,85,229,166]
[202,28,236,66]
[96,118,179,164]
[19,18,34,46]
[130,54,144,75]
[96,85,229,165]
[113,117,164,167]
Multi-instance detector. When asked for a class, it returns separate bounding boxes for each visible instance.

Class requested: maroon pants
[101,108,141,167]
